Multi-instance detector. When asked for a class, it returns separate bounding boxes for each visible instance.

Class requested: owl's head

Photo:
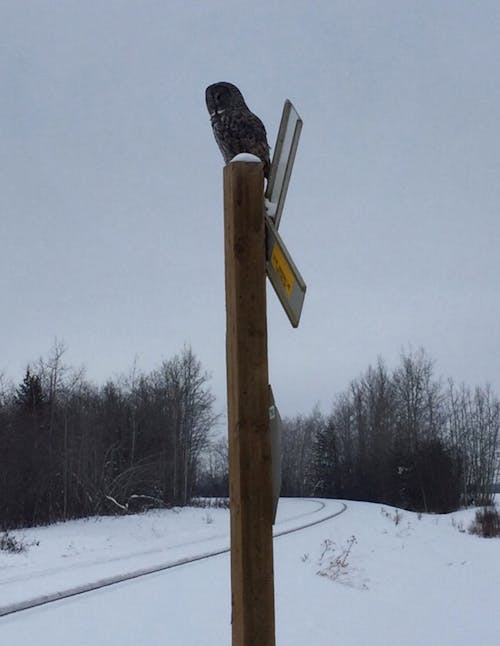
[205,82,246,116]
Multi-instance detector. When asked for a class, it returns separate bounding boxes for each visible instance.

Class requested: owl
[205,82,270,179]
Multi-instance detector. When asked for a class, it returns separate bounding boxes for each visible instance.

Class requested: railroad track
[0,499,346,618]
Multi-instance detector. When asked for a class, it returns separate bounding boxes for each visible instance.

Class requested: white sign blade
[265,100,303,230]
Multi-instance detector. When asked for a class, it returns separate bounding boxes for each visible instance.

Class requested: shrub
[316,535,357,581]
[0,530,27,553]
[191,497,230,509]
[380,507,403,526]
[468,505,500,538]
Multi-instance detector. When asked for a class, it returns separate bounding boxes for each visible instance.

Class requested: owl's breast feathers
[211,108,270,179]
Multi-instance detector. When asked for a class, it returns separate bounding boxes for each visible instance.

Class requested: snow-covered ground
[0,499,498,645]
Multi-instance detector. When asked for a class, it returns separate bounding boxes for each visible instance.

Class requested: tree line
[2,344,498,529]
[0,344,218,529]
[280,349,499,513]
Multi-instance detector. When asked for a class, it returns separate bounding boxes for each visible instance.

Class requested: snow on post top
[230,153,263,164]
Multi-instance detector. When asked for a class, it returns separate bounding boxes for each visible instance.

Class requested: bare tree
[151,347,218,505]
[282,406,323,497]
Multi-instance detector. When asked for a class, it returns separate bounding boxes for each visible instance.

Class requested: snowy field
[0,498,498,645]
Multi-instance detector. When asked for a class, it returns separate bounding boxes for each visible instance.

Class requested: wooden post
[224,161,276,646]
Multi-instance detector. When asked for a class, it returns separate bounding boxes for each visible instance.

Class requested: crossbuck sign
[265,100,306,328]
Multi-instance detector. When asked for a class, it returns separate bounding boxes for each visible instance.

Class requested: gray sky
[2,1,499,416]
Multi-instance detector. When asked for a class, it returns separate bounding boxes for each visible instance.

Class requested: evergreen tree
[312,420,340,498]
[15,368,46,414]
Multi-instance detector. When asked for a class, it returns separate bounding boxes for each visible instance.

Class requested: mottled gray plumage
[205,82,270,178]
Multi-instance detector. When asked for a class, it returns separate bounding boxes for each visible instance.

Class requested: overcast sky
[2,1,499,417]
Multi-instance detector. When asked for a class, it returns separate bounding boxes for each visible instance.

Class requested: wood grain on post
[224,161,275,646]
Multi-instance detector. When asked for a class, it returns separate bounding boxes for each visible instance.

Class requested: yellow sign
[265,214,306,328]
[271,243,294,296]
